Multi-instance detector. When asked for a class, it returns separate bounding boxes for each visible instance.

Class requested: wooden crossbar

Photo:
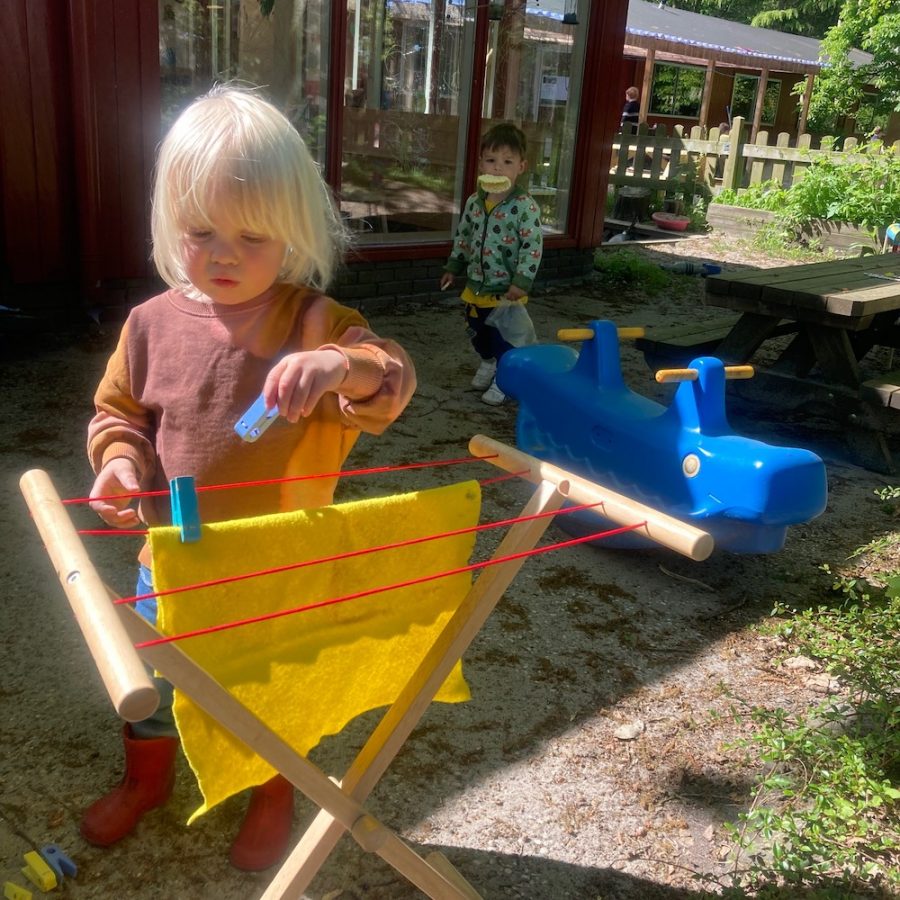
[19,436,713,898]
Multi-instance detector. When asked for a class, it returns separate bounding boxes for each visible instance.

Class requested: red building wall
[1,1,627,312]
[0,0,76,287]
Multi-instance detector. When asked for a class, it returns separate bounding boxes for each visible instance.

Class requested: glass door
[340,0,475,240]
[159,0,589,244]
[158,0,331,164]
[481,0,583,234]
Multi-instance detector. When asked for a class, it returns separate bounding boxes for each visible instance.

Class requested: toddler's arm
[262,348,349,422]
[89,458,142,528]
[88,324,157,482]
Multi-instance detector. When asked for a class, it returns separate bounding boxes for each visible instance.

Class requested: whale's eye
[682,454,701,477]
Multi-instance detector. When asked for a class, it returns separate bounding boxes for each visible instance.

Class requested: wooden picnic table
[637,254,900,471]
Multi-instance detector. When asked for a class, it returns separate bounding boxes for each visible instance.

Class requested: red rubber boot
[80,725,179,846]
[228,774,295,871]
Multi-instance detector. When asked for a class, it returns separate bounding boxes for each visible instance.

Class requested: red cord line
[133,520,646,649]
[63,453,499,506]
[78,529,149,536]
[117,500,607,606]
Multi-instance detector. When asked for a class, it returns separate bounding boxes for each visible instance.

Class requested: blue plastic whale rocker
[496,319,827,553]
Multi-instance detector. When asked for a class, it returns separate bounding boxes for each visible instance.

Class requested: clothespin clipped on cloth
[170,476,201,543]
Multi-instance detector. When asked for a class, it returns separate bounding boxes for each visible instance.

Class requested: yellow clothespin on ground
[4,881,34,899]
[20,852,56,892]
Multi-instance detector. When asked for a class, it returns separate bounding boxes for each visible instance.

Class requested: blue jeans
[464,303,514,362]
[131,565,177,739]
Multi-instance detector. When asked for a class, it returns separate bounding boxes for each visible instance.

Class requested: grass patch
[721,508,900,896]
[593,247,670,293]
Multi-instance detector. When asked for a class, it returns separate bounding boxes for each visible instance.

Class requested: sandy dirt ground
[1,234,895,899]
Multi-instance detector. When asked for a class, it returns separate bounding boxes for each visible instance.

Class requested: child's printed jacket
[444,187,543,296]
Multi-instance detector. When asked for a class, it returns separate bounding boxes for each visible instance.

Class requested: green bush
[780,149,900,233]
[714,180,788,212]
[714,147,900,237]
[724,524,900,894]
[592,248,669,292]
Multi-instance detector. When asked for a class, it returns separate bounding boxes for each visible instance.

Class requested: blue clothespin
[170,475,201,543]
[38,845,77,882]
[234,392,279,442]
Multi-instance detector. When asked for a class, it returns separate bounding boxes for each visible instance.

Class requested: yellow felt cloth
[150,480,481,822]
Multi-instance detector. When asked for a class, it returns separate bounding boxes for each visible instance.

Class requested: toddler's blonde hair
[152,85,346,292]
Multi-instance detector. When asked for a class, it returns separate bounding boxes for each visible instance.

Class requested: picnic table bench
[638,255,900,472]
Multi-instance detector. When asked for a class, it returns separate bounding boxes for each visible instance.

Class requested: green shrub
[714,180,788,212]
[724,524,900,894]
[714,147,900,250]
[592,248,669,292]
[780,149,900,233]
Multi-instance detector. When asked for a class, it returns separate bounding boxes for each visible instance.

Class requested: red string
[133,520,646,649]
[78,529,148,536]
[117,500,607,606]
[63,453,499,506]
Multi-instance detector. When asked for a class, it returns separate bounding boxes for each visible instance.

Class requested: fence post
[720,116,745,193]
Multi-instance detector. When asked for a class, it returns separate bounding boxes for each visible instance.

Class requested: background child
[84,86,416,871]
[440,123,543,406]
[620,85,641,127]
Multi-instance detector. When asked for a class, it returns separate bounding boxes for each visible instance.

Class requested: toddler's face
[479,144,526,192]
[181,206,286,305]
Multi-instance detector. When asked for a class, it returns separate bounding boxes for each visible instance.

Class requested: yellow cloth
[150,481,481,821]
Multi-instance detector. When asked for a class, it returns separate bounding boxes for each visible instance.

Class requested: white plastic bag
[485,300,537,348]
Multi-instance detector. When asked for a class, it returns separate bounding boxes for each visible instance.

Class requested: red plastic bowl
[652,212,691,232]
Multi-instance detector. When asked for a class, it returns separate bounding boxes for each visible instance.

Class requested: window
[340,0,584,240]
[158,0,331,164]
[159,0,589,245]
[649,63,705,118]
[731,75,781,126]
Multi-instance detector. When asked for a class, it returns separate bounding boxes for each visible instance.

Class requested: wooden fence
[610,116,900,206]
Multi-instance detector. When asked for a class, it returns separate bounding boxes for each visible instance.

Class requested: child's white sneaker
[481,380,506,406]
[471,359,497,390]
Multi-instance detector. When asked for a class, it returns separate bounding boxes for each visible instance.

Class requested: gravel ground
[1,232,894,899]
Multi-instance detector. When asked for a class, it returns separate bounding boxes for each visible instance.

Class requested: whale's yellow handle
[557,326,645,342]
[655,365,755,384]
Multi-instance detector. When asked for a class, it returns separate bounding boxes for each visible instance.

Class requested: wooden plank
[703,292,878,331]
[706,258,900,312]
[770,131,790,187]
[861,372,900,410]
[804,325,861,388]
[748,130,767,186]
[636,315,741,347]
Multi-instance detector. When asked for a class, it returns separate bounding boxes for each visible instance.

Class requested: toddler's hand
[90,459,142,528]
[263,349,348,422]
[440,273,455,291]
[504,285,526,302]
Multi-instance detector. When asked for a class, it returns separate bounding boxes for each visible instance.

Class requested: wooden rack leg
[19,469,158,721]
[263,478,567,899]
[118,607,477,900]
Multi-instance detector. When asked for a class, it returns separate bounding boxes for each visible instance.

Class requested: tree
[676,0,842,37]
[804,0,900,133]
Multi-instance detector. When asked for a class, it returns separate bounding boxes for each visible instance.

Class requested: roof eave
[625,31,822,75]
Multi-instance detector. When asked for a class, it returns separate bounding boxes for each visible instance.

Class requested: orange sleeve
[86,323,158,480]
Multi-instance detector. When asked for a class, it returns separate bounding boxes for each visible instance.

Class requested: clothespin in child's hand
[235,393,280,442]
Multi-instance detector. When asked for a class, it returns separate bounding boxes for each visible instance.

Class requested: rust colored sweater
[87,285,416,559]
